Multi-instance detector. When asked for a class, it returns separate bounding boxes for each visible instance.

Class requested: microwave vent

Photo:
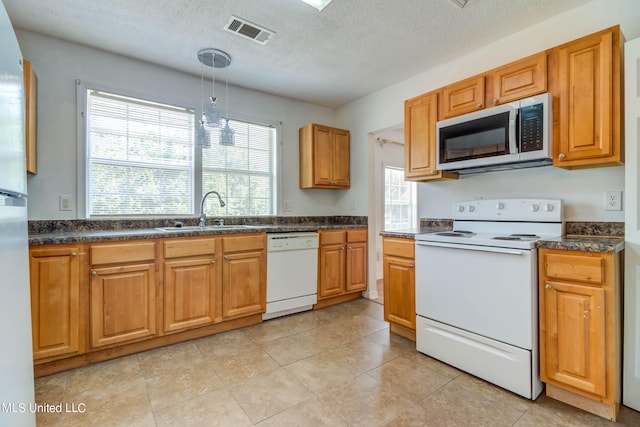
[224,16,275,45]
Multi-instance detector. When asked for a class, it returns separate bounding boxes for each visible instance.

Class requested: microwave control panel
[519,103,544,152]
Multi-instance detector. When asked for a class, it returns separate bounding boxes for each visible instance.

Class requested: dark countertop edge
[29,224,368,246]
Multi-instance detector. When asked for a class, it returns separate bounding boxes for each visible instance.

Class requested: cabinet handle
[340,246,345,251]
[211,259,216,264]
[348,246,352,250]
[428,169,435,175]
[558,153,566,159]
[91,271,97,276]
[545,284,552,289]
[71,252,77,257]
[409,263,414,268]
[476,103,483,108]
[492,98,499,104]
[223,255,229,260]
[331,181,337,185]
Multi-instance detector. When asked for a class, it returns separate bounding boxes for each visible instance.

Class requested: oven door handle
[415,241,526,256]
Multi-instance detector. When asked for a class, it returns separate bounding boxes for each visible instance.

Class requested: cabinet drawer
[383,237,414,259]
[164,238,216,259]
[221,234,265,253]
[90,241,156,265]
[320,230,345,246]
[347,229,367,243]
[543,252,605,285]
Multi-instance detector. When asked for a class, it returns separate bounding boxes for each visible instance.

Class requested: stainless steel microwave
[436,93,552,172]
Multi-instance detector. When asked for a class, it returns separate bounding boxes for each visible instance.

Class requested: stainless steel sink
[155,225,261,232]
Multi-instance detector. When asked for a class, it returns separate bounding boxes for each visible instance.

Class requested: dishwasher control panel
[266,232,319,251]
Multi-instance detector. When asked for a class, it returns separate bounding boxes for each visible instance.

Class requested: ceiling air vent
[224,16,275,45]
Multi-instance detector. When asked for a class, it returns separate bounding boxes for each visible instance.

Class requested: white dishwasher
[263,232,319,320]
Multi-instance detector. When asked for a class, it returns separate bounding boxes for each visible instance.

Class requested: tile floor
[35,299,640,426]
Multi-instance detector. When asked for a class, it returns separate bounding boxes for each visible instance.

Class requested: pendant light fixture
[219,65,235,146]
[197,48,231,130]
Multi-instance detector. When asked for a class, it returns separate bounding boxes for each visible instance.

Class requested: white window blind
[86,90,195,216]
[384,165,417,230]
[202,119,276,216]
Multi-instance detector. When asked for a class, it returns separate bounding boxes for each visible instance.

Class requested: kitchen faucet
[198,190,226,226]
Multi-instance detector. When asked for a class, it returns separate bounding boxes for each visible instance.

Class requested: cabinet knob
[545,284,552,289]
[340,246,345,251]
[223,255,229,260]
[476,103,483,108]
[492,98,499,104]
[211,259,216,264]
[428,169,435,175]
[347,246,352,250]
[558,153,566,159]
[409,263,414,268]
[91,271,97,276]
[331,181,337,185]
[71,252,77,257]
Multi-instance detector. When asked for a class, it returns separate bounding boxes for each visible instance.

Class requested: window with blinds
[86,90,195,216]
[384,165,417,230]
[202,119,277,216]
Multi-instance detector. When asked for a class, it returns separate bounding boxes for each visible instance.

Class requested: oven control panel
[452,198,563,222]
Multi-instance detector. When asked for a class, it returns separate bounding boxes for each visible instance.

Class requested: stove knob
[467,205,475,212]
[530,204,539,212]
[457,205,465,213]
[496,202,505,210]
[544,203,554,212]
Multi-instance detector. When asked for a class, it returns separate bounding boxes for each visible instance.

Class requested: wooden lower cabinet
[29,245,82,360]
[316,229,367,308]
[221,234,266,319]
[163,237,218,333]
[539,248,621,421]
[382,237,415,340]
[89,241,157,348]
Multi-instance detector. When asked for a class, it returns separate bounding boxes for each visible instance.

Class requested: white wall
[336,0,640,294]
[18,30,348,220]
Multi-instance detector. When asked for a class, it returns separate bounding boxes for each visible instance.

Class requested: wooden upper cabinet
[442,76,485,118]
[489,53,547,105]
[404,91,457,181]
[29,245,81,360]
[24,59,37,174]
[299,123,350,189]
[554,26,622,168]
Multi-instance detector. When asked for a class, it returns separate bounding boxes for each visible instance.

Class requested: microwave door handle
[509,108,518,154]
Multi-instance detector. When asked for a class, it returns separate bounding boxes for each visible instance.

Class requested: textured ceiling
[3,0,593,108]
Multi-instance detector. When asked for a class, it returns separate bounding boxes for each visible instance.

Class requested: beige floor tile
[454,373,532,413]
[366,355,454,403]
[145,358,224,410]
[402,351,463,380]
[34,373,68,427]
[258,332,321,365]
[194,328,261,359]
[616,405,640,426]
[418,376,525,426]
[210,348,280,385]
[366,329,416,355]
[513,394,620,427]
[229,368,315,423]
[255,397,350,427]
[63,355,141,397]
[318,374,423,427]
[137,341,204,379]
[154,388,253,427]
[284,349,363,394]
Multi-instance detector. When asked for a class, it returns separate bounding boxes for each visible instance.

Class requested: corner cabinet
[29,245,82,360]
[404,91,457,181]
[551,26,622,168]
[382,237,415,341]
[89,241,157,348]
[299,123,350,189]
[539,248,621,421]
[315,228,367,309]
[24,59,37,174]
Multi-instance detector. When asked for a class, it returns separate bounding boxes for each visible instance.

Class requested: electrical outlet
[604,190,622,211]
[283,200,293,212]
[59,195,72,211]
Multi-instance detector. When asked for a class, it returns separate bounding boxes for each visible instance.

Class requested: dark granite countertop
[28,216,368,246]
[379,220,624,253]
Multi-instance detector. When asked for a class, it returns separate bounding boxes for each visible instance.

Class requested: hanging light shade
[197,48,231,130]
[219,65,235,146]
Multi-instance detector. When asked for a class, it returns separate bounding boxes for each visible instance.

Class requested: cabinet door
[490,53,547,105]
[383,255,415,330]
[541,280,606,397]
[312,125,334,186]
[332,128,350,187]
[164,257,216,333]
[404,92,440,180]
[442,76,485,118]
[90,263,156,348]
[29,247,80,359]
[556,30,618,166]
[318,244,345,298]
[222,250,265,318]
[345,241,366,292]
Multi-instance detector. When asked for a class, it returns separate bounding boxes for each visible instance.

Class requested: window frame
[383,163,418,230]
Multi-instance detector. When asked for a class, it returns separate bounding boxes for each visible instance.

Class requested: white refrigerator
[0,0,36,425]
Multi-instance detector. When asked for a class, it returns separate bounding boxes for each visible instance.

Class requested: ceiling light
[300,0,334,11]
[197,48,234,146]
[449,0,468,8]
